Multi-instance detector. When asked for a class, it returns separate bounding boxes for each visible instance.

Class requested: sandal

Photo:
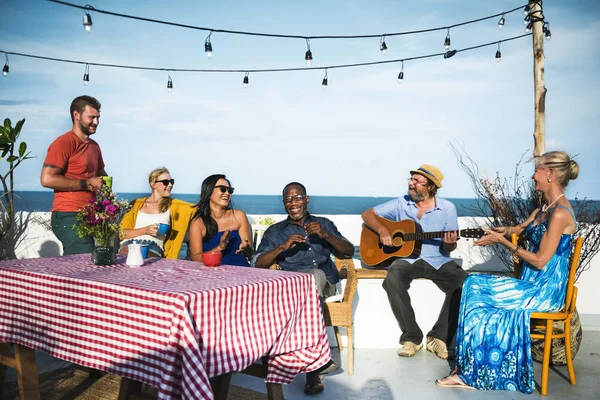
[435,374,476,390]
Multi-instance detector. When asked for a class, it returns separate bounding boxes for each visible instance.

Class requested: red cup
[202,251,222,267]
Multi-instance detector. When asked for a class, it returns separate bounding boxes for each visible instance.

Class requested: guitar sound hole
[382,232,404,252]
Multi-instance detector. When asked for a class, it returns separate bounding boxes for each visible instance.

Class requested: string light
[0,33,531,85]
[444,29,451,49]
[48,1,526,46]
[167,74,173,92]
[498,14,505,28]
[83,63,90,85]
[2,53,8,76]
[322,69,328,87]
[524,5,530,15]
[397,61,404,83]
[243,72,249,88]
[525,22,532,33]
[495,42,501,62]
[205,32,213,58]
[305,39,312,66]
[83,5,93,32]
[380,35,388,54]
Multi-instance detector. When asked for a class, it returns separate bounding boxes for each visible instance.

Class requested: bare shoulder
[233,208,248,219]
[549,205,576,233]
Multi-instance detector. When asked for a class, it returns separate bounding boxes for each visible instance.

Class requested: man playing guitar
[361,164,466,360]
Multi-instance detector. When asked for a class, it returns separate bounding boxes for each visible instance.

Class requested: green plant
[0,118,34,250]
[254,216,277,226]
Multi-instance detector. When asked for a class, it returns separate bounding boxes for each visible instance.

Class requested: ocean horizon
[13,190,490,216]
[12,191,600,217]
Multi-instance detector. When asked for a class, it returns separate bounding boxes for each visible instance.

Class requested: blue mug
[141,244,149,259]
[158,223,170,235]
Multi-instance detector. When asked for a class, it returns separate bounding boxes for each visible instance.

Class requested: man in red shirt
[40,95,107,255]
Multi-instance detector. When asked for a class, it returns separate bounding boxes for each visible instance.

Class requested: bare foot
[435,373,475,390]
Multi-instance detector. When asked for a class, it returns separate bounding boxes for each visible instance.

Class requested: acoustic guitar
[360,216,486,267]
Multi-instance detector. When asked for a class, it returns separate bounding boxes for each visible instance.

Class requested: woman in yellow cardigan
[119,167,195,259]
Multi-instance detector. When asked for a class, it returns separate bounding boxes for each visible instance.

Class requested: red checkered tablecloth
[0,254,331,399]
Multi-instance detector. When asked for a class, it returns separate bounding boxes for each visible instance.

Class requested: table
[0,254,331,399]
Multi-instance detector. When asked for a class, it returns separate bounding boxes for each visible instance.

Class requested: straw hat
[410,164,444,188]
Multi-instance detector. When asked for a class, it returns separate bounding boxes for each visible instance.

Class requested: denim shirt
[373,195,458,270]
[252,213,347,284]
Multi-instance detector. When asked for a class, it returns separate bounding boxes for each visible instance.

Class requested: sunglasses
[155,178,175,187]
[215,185,235,194]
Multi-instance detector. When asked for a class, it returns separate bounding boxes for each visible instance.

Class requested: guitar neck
[404,231,448,242]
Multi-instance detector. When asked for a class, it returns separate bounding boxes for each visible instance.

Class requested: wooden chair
[511,234,583,395]
[323,257,358,375]
[266,256,358,375]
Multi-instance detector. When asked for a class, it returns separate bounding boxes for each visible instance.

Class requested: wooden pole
[531,0,546,157]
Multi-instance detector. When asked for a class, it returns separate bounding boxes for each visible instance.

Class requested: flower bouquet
[74,184,128,265]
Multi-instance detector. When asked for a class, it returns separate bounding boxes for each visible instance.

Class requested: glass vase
[92,236,117,266]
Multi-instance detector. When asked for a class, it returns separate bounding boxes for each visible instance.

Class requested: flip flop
[435,374,476,390]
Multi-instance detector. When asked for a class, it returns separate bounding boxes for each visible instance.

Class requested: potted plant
[74,185,128,265]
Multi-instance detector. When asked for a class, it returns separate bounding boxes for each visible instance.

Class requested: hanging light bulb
[380,35,388,54]
[525,22,533,33]
[322,70,328,87]
[495,42,501,62]
[167,74,173,92]
[2,54,8,77]
[397,61,404,83]
[83,64,90,85]
[524,5,530,15]
[498,14,505,29]
[243,72,249,88]
[83,6,93,32]
[524,14,531,25]
[543,23,552,40]
[305,39,312,66]
[444,29,451,49]
[205,32,213,58]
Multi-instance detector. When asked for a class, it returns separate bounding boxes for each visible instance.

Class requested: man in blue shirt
[253,181,354,395]
[361,164,466,360]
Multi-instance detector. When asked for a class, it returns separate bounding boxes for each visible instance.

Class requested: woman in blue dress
[436,151,579,393]
[189,174,253,266]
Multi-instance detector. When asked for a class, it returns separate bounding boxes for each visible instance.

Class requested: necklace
[541,193,565,213]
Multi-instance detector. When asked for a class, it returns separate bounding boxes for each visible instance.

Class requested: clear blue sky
[1,0,599,199]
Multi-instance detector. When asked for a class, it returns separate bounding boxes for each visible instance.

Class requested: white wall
[6,212,600,348]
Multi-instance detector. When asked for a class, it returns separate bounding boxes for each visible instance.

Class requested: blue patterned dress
[456,208,574,393]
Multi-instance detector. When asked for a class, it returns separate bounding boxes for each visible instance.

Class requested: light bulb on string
[322,70,328,88]
[83,5,93,32]
[498,14,505,28]
[524,5,530,15]
[444,29,451,49]
[444,50,457,59]
[243,72,249,88]
[524,14,531,25]
[83,64,90,85]
[525,22,533,33]
[543,22,552,40]
[205,32,213,58]
[2,53,8,77]
[167,74,173,92]
[305,39,312,66]
[380,35,388,54]
[397,61,404,83]
[495,42,501,62]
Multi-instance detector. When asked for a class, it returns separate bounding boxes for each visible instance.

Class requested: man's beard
[79,120,96,136]
[408,189,425,202]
